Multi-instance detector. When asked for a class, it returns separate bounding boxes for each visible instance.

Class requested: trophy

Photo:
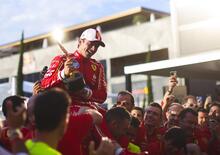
[58,43,86,92]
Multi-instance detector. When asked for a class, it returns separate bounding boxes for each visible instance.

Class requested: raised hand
[6,100,26,129]
[33,81,43,95]
[64,57,76,78]
[168,75,178,95]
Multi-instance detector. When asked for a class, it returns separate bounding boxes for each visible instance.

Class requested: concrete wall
[0,17,171,79]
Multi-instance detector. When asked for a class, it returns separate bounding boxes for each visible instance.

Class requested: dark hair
[117,90,134,105]
[2,95,25,117]
[197,107,208,113]
[34,88,71,132]
[131,106,144,116]
[130,116,140,128]
[147,102,162,118]
[164,127,186,150]
[178,108,197,120]
[105,107,131,124]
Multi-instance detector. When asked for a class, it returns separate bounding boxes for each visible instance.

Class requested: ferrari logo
[91,64,97,71]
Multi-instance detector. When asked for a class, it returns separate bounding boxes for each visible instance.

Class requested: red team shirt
[135,123,166,155]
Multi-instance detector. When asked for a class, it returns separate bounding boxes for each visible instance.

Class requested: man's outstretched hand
[6,100,26,129]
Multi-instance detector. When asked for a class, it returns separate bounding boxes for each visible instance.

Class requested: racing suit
[41,50,107,111]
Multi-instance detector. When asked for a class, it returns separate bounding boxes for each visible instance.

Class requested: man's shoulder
[53,54,66,60]
[89,58,102,66]
[50,55,67,65]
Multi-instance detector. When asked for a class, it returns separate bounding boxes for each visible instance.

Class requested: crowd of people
[0,28,220,155]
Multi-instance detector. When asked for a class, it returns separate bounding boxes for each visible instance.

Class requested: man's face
[116,94,134,112]
[144,106,161,128]
[131,109,143,122]
[198,111,208,127]
[209,105,220,117]
[179,112,197,137]
[166,105,183,127]
[112,119,130,138]
[78,39,100,58]
[184,98,198,110]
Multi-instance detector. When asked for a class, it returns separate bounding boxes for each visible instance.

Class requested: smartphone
[196,96,203,107]
[170,71,177,77]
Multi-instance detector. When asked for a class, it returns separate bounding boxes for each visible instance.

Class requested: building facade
[0,7,172,108]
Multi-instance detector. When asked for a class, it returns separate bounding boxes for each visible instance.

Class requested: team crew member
[135,103,166,155]
[41,28,107,114]
[0,96,30,152]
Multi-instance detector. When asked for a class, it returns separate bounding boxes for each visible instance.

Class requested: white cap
[80,28,105,47]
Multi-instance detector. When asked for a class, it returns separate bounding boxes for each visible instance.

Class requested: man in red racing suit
[40,28,107,115]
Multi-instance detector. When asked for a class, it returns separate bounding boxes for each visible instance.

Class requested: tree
[146,45,153,105]
[16,31,24,96]
[142,45,154,108]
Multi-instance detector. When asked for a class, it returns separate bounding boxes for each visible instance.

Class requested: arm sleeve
[89,64,107,103]
[41,55,65,89]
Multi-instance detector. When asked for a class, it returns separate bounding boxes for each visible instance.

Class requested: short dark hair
[131,106,144,116]
[164,127,186,150]
[2,95,25,117]
[179,108,197,120]
[105,107,131,124]
[197,107,208,113]
[117,90,134,105]
[34,88,71,132]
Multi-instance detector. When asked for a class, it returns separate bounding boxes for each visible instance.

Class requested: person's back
[25,88,71,155]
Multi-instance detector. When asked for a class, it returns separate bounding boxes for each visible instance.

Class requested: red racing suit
[41,50,107,108]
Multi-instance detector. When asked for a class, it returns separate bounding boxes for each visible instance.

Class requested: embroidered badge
[91,64,97,71]
[72,60,80,69]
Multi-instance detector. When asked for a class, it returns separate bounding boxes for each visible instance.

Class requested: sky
[0,0,170,46]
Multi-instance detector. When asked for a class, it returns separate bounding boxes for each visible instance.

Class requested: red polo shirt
[135,123,166,155]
